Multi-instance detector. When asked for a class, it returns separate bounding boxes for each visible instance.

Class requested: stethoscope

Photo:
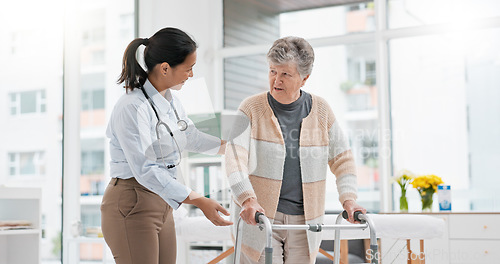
[140,85,188,169]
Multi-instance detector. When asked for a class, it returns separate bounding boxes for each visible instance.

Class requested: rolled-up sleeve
[173,96,221,155]
[183,119,221,155]
[111,103,191,209]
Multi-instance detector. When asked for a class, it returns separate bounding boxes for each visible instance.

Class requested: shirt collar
[267,90,306,111]
[143,79,172,114]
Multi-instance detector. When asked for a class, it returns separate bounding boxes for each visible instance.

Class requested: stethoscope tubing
[140,85,187,169]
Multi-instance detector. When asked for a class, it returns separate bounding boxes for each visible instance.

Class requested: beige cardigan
[226,92,358,263]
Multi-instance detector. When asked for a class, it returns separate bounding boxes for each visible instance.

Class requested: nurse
[101,27,232,264]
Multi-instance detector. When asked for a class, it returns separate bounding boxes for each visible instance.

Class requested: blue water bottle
[438,184,451,211]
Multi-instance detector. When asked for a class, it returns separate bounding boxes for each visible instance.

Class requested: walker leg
[233,218,244,264]
[357,213,378,264]
[333,213,344,264]
[265,247,273,264]
[257,213,273,264]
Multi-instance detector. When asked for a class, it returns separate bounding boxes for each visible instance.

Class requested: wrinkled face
[165,51,196,90]
[268,62,309,104]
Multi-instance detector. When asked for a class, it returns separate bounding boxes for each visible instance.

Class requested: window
[81,205,102,228]
[388,0,500,29]
[81,72,106,111]
[81,73,106,127]
[82,27,105,46]
[80,138,106,197]
[8,153,16,175]
[8,151,45,176]
[81,9,106,67]
[280,2,375,39]
[9,30,38,57]
[73,1,134,261]
[81,150,105,176]
[82,90,105,111]
[9,90,46,115]
[223,0,500,212]
[390,29,500,211]
[309,44,379,212]
[119,13,135,40]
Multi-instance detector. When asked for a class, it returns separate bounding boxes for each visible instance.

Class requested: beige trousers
[100,178,176,264]
[241,211,311,264]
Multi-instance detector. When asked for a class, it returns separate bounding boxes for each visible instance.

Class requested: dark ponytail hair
[117,27,198,91]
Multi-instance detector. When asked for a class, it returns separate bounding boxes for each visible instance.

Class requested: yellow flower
[411,174,444,194]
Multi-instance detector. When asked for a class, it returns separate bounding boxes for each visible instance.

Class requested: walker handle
[255,212,265,224]
[342,210,363,222]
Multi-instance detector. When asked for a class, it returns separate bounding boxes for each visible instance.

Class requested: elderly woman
[226,36,366,264]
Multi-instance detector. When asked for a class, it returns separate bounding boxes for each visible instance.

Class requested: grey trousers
[101,178,176,264]
[240,211,311,264]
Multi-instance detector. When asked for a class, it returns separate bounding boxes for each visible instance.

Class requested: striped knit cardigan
[226,92,358,263]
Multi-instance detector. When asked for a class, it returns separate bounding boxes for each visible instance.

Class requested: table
[175,213,446,263]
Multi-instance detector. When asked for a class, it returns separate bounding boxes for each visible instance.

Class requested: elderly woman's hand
[342,200,367,224]
[240,197,265,225]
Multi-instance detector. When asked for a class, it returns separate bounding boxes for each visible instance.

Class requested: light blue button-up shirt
[106,79,221,209]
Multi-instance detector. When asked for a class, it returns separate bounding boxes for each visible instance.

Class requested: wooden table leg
[319,241,349,264]
[319,248,334,260]
[340,240,349,264]
[419,240,425,264]
[407,239,426,264]
[407,240,412,264]
[207,246,235,264]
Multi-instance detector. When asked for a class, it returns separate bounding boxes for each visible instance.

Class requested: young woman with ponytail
[101,27,231,264]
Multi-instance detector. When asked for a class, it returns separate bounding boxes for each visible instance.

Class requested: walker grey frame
[233,211,378,264]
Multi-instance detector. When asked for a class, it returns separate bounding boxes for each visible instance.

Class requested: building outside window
[0,0,134,262]
[82,89,105,111]
[81,150,105,176]
[0,0,64,261]
[74,1,135,262]
[9,90,46,115]
[8,151,46,176]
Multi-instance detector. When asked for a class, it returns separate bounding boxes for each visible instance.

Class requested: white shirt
[106,79,221,209]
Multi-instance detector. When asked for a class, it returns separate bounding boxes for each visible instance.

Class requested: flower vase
[420,191,434,212]
[399,190,408,212]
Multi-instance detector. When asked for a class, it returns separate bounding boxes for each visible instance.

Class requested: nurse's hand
[197,197,233,226]
[240,197,265,225]
[183,192,233,226]
[342,200,367,224]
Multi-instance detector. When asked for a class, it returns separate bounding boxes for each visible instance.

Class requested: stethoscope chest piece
[177,119,188,131]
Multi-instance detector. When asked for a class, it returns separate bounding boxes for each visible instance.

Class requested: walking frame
[233,211,378,264]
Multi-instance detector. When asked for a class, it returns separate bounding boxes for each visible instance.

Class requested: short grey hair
[266,36,315,78]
